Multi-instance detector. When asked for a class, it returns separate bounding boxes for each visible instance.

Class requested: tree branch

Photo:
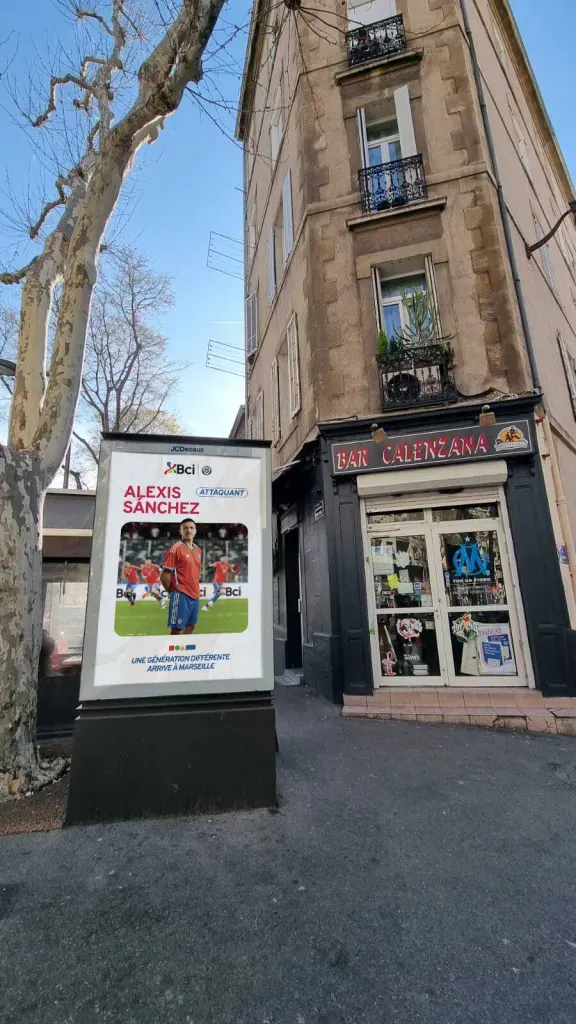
[74,8,115,37]
[30,73,93,129]
[72,428,99,464]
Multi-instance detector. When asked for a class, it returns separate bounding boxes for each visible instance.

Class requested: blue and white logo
[201,465,212,476]
[196,487,248,498]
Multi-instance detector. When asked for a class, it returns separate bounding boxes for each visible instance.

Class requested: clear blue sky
[0,0,574,441]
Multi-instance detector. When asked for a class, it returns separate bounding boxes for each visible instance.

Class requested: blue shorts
[169,591,199,630]
[125,582,136,594]
[146,583,162,595]
[213,582,222,597]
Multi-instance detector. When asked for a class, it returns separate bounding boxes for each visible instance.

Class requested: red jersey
[141,563,160,585]
[124,566,139,584]
[213,561,230,584]
[162,542,202,600]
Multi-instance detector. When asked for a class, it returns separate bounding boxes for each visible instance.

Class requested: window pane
[367,119,398,142]
[432,504,499,522]
[367,509,425,524]
[387,139,402,162]
[383,302,402,337]
[370,534,433,609]
[378,613,440,678]
[450,611,517,676]
[42,567,89,675]
[439,529,507,606]
[368,145,383,166]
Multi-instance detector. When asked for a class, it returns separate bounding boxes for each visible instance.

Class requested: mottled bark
[0,449,44,797]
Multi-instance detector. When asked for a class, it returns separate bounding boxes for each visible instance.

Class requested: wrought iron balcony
[377,343,457,411]
[346,15,406,67]
[359,154,427,214]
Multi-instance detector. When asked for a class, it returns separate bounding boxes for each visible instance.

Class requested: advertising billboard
[79,435,273,700]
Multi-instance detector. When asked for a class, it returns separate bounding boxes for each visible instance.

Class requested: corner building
[237,0,576,705]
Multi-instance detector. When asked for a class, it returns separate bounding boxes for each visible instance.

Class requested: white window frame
[253,390,264,440]
[245,290,259,357]
[268,229,276,303]
[287,313,301,418]
[269,84,284,164]
[510,103,530,176]
[558,332,576,419]
[271,358,280,441]
[379,271,429,341]
[282,169,294,263]
[533,214,554,287]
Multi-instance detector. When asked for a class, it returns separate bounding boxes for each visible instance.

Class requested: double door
[361,495,529,687]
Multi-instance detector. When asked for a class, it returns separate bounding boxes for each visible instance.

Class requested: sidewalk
[1,684,576,1024]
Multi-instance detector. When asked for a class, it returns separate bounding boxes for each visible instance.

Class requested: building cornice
[346,196,447,231]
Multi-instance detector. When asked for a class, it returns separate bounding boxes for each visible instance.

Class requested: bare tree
[72,246,184,470]
[0,0,228,797]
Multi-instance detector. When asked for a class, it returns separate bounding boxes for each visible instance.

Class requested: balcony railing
[359,155,427,214]
[346,15,406,67]
[377,343,457,411]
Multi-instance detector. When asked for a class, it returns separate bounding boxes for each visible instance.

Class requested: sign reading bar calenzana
[79,436,273,701]
[331,420,534,476]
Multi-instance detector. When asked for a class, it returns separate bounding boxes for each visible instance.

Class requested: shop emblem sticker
[494,424,529,453]
[396,617,423,640]
[452,538,491,578]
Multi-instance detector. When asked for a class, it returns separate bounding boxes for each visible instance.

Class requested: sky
[0,0,574,445]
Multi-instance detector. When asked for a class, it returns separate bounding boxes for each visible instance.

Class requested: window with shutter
[558,332,576,419]
[253,391,264,440]
[269,84,283,163]
[268,229,276,302]
[271,358,280,441]
[282,170,294,263]
[245,291,258,356]
[533,215,554,287]
[287,314,301,417]
[393,85,417,158]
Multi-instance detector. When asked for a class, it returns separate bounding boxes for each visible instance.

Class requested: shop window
[367,509,424,524]
[42,562,89,677]
[364,498,525,684]
[431,503,498,522]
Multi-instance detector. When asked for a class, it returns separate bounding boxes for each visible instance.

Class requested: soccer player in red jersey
[160,519,202,634]
[123,561,139,606]
[202,555,240,611]
[141,557,167,607]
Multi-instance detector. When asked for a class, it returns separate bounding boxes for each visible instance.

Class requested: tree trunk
[0,448,44,797]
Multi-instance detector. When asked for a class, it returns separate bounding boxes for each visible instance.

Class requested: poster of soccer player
[115,519,249,636]
[78,435,273,700]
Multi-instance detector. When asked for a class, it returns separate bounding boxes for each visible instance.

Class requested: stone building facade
[237,0,576,709]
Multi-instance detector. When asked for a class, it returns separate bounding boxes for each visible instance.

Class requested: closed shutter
[287,314,301,417]
[268,229,276,302]
[371,266,383,332]
[558,332,576,418]
[282,170,294,262]
[245,291,258,356]
[253,391,264,440]
[424,255,442,336]
[271,358,280,441]
[356,107,369,169]
[394,84,417,158]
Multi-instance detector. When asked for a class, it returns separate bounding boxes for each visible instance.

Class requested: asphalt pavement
[1,684,576,1024]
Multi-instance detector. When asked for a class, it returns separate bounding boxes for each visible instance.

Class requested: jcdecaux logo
[196,486,248,498]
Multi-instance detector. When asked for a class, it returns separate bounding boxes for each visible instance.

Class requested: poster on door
[476,622,516,675]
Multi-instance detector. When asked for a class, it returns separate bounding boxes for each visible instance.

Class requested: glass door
[362,497,529,687]
[431,504,526,685]
[364,511,448,685]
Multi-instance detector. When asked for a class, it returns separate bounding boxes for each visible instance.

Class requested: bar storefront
[309,398,576,702]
